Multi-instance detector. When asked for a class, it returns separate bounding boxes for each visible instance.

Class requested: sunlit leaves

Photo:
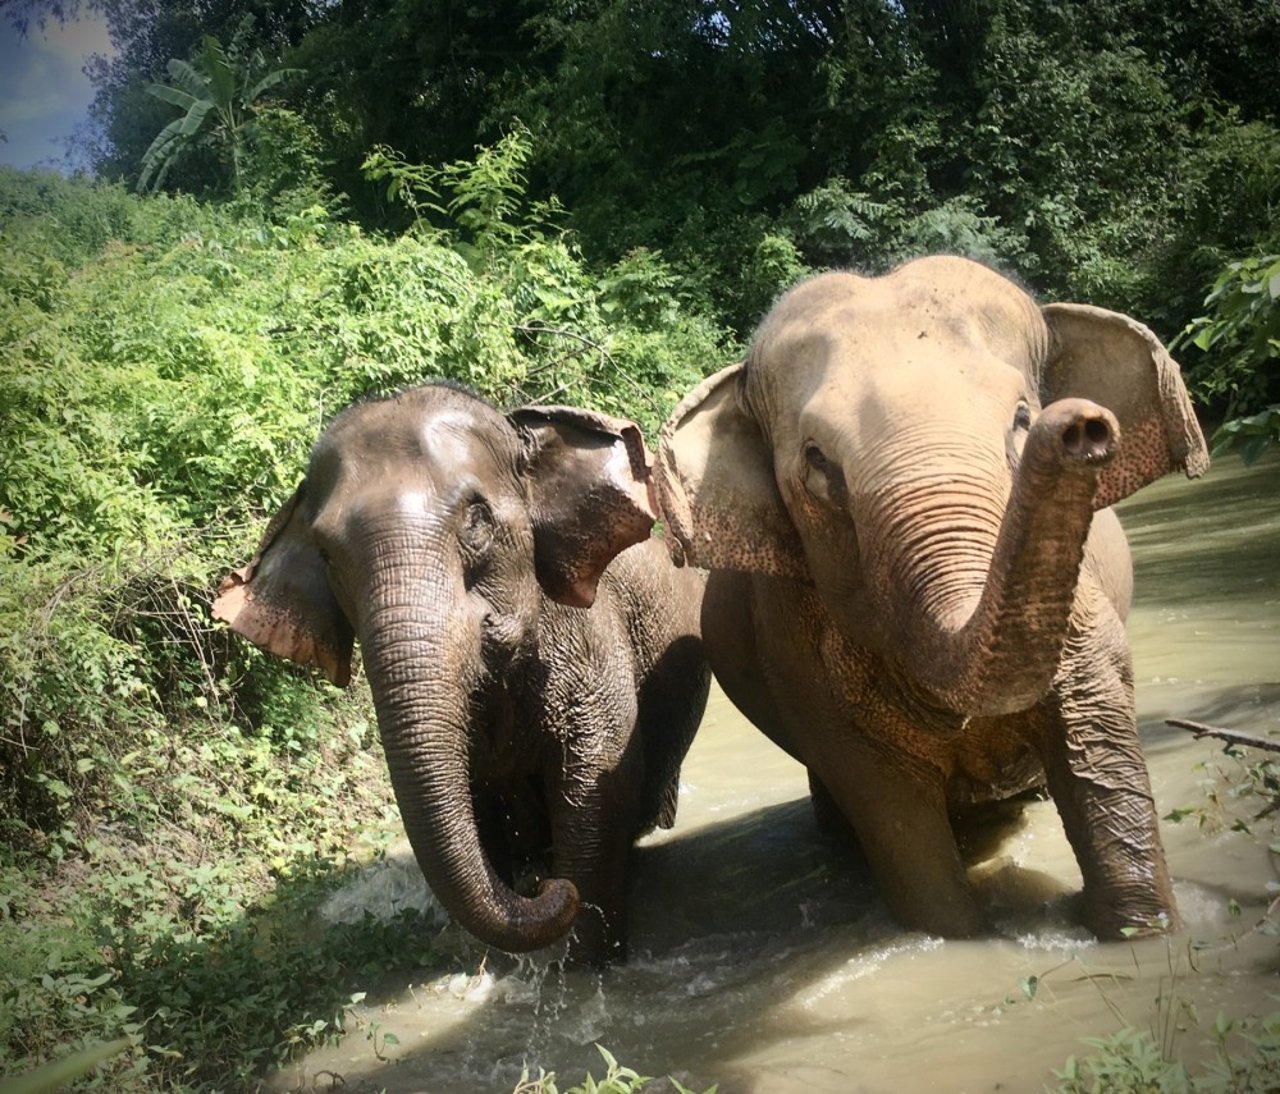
[0,144,730,1089]
[1177,254,1280,462]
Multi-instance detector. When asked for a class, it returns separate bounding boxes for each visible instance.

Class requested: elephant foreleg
[547,716,643,965]
[550,787,634,965]
[818,737,983,938]
[1037,617,1179,938]
[703,572,803,761]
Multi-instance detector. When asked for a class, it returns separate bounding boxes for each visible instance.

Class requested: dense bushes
[77,2,1278,348]
[0,142,731,1086]
[0,136,726,823]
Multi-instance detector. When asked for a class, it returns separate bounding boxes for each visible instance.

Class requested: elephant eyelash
[804,444,830,472]
[802,443,850,507]
[1006,407,1031,470]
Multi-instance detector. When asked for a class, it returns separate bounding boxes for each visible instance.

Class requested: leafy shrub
[1054,1014,1280,1093]
[515,1044,717,1094]
[1175,253,1280,463]
[0,136,731,1086]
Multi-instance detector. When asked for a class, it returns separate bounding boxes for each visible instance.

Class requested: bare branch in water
[1165,719,1280,754]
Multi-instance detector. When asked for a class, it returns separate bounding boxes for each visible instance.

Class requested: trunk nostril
[1084,418,1110,446]
[1061,414,1112,462]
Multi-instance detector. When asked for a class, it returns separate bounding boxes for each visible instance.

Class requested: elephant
[655,255,1208,941]
[213,382,709,964]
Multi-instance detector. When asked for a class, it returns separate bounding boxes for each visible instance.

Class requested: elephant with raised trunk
[214,383,709,964]
[657,255,1208,940]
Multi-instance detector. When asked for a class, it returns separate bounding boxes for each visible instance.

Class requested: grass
[514,1044,718,1094]
[0,158,732,1090]
[0,677,477,1090]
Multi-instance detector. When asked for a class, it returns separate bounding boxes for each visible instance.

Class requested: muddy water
[280,456,1280,1094]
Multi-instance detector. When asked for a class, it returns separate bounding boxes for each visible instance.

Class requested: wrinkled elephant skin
[657,256,1207,940]
[214,383,710,964]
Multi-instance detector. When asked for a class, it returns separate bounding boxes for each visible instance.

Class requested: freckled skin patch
[658,256,1208,940]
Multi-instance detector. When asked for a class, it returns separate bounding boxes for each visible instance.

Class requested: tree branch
[1165,719,1280,753]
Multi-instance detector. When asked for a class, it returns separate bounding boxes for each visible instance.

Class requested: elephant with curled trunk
[213,382,709,964]
[657,255,1208,940]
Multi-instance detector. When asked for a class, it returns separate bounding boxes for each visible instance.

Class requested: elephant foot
[888,886,986,939]
[1084,894,1181,941]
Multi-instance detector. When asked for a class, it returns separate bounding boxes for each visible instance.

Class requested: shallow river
[281,455,1280,1093]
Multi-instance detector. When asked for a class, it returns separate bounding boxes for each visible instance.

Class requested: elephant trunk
[359,552,578,953]
[878,398,1119,719]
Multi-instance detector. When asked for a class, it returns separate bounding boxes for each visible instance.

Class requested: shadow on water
[270,797,892,1093]
[1143,681,1280,747]
[268,791,1090,1094]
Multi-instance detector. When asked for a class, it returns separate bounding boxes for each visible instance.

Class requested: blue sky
[0,10,114,170]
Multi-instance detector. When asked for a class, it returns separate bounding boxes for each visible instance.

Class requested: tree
[137,13,299,193]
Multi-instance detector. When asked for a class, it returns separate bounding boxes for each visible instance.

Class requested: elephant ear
[509,405,659,609]
[1041,303,1210,510]
[211,483,355,686]
[656,362,807,579]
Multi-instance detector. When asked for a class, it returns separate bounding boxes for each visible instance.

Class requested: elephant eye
[802,443,847,506]
[804,444,830,472]
[1007,403,1032,469]
[460,498,495,553]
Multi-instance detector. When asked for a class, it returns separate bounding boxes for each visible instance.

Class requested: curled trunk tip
[470,877,581,953]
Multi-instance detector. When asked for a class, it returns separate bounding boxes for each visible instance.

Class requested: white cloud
[40,14,112,62]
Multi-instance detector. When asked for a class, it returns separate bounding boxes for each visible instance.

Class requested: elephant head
[658,256,1207,721]
[213,382,658,952]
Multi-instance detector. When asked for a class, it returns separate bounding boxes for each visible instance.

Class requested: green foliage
[0,169,138,268]
[1176,254,1280,463]
[0,139,730,1086]
[1164,737,1280,847]
[233,105,342,219]
[956,17,1181,305]
[1054,1026,1191,1093]
[786,179,891,268]
[70,0,1280,346]
[0,1037,131,1094]
[1053,1013,1280,1093]
[139,13,302,194]
[362,122,568,263]
[0,816,444,1089]
[11,3,1278,1082]
[360,133,726,432]
[514,1043,718,1094]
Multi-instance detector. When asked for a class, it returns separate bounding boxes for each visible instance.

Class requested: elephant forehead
[764,339,1028,436]
[754,262,1046,376]
[755,305,1000,388]
[317,404,514,480]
